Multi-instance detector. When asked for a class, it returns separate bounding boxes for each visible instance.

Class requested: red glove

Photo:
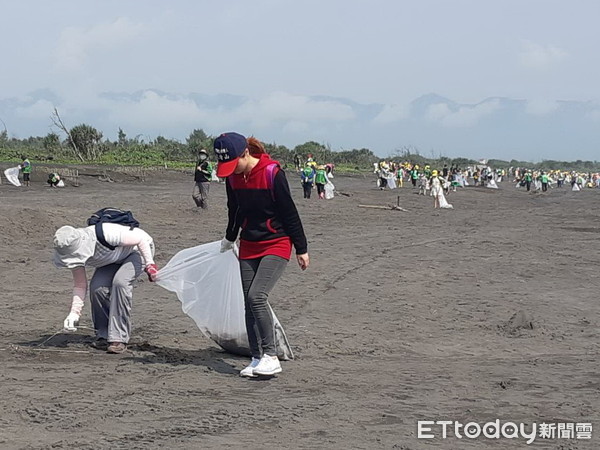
[145,263,159,282]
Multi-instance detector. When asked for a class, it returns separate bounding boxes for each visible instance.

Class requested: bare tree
[0,117,7,143]
[50,107,84,162]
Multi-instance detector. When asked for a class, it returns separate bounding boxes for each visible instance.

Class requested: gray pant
[240,255,288,358]
[89,252,143,343]
[192,182,210,209]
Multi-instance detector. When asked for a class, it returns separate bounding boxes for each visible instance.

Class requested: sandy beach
[0,168,598,449]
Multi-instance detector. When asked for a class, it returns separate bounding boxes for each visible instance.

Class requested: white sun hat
[53,226,96,269]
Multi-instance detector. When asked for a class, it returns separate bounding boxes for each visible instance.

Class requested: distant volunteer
[192,149,212,209]
[314,165,329,199]
[53,219,158,354]
[214,132,309,377]
[47,172,61,187]
[429,170,447,209]
[20,156,32,187]
[300,163,316,199]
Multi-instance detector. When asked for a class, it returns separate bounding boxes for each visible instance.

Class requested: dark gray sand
[0,170,598,449]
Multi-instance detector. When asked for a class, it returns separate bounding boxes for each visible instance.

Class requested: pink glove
[145,263,159,282]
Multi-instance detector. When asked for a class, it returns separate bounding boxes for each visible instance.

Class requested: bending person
[53,222,158,353]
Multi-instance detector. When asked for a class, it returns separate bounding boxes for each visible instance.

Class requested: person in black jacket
[214,132,309,378]
[192,149,212,209]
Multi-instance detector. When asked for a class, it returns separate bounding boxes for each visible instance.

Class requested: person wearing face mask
[214,132,309,378]
[192,149,213,209]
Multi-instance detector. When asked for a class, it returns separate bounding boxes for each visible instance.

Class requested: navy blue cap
[213,132,247,177]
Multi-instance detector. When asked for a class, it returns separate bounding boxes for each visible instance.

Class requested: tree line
[0,117,598,172]
[0,120,379,170]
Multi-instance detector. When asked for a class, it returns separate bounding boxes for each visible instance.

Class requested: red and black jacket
[225,154,308,260]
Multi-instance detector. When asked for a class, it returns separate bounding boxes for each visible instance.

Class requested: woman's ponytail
[247,136,265,157]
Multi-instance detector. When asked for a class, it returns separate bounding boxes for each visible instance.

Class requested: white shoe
[253,354,282,376]
[240,358,260,378]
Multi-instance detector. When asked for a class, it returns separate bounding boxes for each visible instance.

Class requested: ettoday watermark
[417,420,592,444]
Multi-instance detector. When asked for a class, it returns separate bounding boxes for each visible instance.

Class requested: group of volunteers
[1,156,64,187]
[299,155,334,199]
[53,132,309,378]
[374,161,469,208]
[373,160,600,207]
[512,168,600,192]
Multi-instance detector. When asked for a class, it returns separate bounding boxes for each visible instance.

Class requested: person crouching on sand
[214,132,309,377]
[53,222,158,353]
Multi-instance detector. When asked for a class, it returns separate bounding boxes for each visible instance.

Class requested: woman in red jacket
[214,132,309,377]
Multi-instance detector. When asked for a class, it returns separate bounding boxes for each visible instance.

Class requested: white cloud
[282,120,310,134]
[525,98,559,116]
[426,103,452,122]
[372,104,409,125]
[235,92,355,128]
[54,17,145,72]
[519,40,567,69]
[15,99,55,119]
[426,99,500,127]
[103,90,355,135]
[586,104,600,122]
[105,91,207,131]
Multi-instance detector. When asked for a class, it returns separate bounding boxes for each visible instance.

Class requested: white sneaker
[240,357,260,378]
[253,354,282,376]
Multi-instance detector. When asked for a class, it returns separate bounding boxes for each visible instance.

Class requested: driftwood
[358,195,408,212]
[358,204,408,212]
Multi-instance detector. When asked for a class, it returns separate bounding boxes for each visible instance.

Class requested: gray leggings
[89,252,143,343]
[240,255,288,358]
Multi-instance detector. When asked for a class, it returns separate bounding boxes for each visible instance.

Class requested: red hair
[247,136,265,157]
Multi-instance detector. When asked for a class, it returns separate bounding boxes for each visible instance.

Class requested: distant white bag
[156,241,294,360]
[387,176,396,190]
[572,183,580,192]
[56,180,65,187]
[4,167,21,187]
[325,181,335,199]
[438,192,453,209]
[487,179,499,189]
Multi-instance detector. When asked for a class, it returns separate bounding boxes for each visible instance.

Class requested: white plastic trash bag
[438,192,453,209]
[387,176,396,190]
[156,241,294,360]
[325,181,335,199]
[4,167,21,187]
[487,179,499,189]
[56,179,65,187]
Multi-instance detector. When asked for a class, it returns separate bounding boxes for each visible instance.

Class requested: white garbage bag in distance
[324,181,335,199]
[156,240,294,360]
[387,176,396,190]
[4,167,21,187]
[487,179,499,189]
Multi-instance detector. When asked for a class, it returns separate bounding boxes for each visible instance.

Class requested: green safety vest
[315,169,327,184]
[22,159,32,173]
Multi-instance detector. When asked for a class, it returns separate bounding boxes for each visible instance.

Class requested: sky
[1,0,599,161]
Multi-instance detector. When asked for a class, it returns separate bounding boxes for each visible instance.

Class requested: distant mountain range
[1,89,599,161]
